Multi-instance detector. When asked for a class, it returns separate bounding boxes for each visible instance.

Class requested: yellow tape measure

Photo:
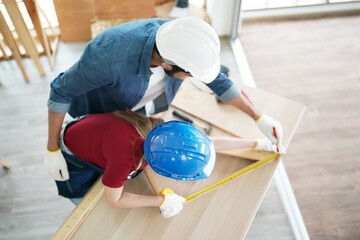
[185,153,280,202]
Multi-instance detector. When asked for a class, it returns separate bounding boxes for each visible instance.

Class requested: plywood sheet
[172,79,305,147]
[60,157,280,240]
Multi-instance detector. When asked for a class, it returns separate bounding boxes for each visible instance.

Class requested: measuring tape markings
[185,153,280,202]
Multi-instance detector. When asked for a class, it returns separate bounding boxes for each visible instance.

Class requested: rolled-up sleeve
[206,72,241,103]
[47,41,113,113]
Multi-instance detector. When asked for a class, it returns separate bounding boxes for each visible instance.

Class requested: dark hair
[154,43,160,56]
[153,44,189,77]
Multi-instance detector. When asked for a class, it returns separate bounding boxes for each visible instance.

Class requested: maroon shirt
[63,113,147,188]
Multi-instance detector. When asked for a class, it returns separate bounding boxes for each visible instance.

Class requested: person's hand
[159,188,185,218]
[254,138,285,154]
[255,114,283,146]
[44,149,69,181]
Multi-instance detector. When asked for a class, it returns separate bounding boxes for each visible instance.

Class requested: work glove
[159,188,185,218]
[44,149,69,181]
[254,138,285,154]
[255,114,283,147]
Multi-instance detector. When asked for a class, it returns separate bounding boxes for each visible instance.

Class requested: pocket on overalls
[55,153,102,198]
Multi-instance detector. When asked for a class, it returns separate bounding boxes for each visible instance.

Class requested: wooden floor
[0,39,293,239]
[240,13,360,240]
[4,14,358,240]
[0,43,85,240]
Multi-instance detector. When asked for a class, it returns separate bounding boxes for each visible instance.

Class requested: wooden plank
[172,79,305,148]
[145,80,305,196]
[0,35,9,59]
[184,153,280,202]
[23,0,54,69]
[3,0,45,76]
[51,177,104,240]
[53,0,96,42]
[218,148,275,160]
[94,0,156,20]
[54,154,281,240]
[0,10,29,82]
[52,82,305,239]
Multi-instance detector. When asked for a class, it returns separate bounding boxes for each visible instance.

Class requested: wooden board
[146,79,305,196]
[0,9,29,82]
[52,82,305,240]
[94,0,156,20]
[24,0,56,69]
[53,0,96,42]
[3,0,45,76]
[172,79,305,147]
[53,157,281,240]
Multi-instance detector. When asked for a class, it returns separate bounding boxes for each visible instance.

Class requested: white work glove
[255,114,283,147]
[44,149,69,181]
[159,188,185,218]
[254,138,285,154]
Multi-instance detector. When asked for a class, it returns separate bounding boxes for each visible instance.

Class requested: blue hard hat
[144,120,216,181]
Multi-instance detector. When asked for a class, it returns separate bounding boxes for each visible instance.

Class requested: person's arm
[104,186,163,208]
[47,109,66,151]
[209,136,284,154]
[209,136,256,152]
[207,73,283,146]
[44,109,69,180]
[104,186,185,218]
[228,94,261,121]
[45,41,114,181]
[228,94,284,147]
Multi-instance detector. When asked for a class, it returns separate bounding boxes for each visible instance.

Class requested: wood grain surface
[52,79,305,240]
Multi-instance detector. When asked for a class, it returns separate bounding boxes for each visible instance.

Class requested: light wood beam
[0,10,29,82]
[3,0,45,76]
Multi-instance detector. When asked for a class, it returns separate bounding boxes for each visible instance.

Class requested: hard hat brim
[191,57,220,84]
[193,141,216,180]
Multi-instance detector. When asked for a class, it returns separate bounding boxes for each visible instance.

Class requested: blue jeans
[70,198,82,205]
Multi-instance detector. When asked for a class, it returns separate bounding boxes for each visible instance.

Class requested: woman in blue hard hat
[55,110,282,218]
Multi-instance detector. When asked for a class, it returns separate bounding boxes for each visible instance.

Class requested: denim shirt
[48,18,240,117]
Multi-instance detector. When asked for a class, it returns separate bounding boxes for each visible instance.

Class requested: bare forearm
[228,94,261,121]
[209,136,256,151]
[47,109,66,151]
[109,192,163,209]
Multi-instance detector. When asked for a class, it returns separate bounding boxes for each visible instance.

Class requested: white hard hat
[156,17,221,84]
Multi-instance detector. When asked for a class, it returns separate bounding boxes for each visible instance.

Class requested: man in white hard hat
[45,17,283,182]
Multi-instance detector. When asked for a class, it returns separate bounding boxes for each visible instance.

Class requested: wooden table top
[52,79,305,240]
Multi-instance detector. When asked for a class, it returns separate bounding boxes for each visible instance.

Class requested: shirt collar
[138,30,157,77]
